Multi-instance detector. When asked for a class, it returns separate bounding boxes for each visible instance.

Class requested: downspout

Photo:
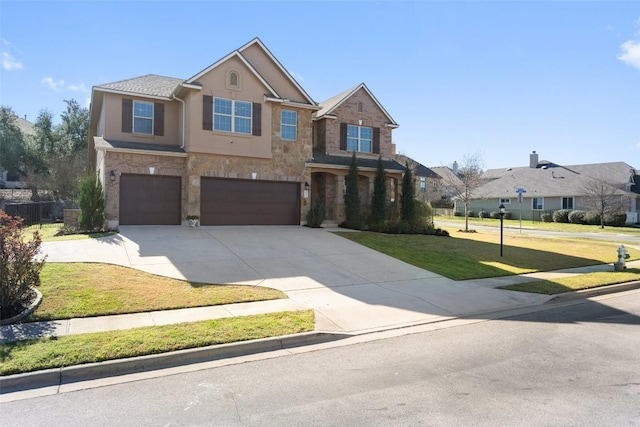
[172,95,186,149]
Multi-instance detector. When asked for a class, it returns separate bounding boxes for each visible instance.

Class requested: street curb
[547,280,640,303]
[0,331,349,394]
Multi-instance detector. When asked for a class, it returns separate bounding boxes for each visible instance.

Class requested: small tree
[581,177,625,229]
[0,212,46,319]
[78,174,106,232]
[370,156,387,224]
[445,152,485,232]
[401,163,416,224]
[344,152,361,227]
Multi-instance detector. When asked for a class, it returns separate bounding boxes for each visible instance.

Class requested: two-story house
[88,38,403,227]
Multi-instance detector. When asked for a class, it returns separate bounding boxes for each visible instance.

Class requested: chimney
[452,161,458,175]
[530,151,539,168]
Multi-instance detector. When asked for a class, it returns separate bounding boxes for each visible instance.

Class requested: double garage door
[201,178,300,225]
[119,174,300,226]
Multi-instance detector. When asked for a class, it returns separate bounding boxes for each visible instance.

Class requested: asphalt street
[3,290,639,426]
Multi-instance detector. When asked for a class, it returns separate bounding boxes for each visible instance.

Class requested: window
[133,101,153,134]
[357,102,363,113]
[281,110,297,140]
[420,177,426,193]
[562,197,574,210]
[532,197,544,210]
[214,98,252,134]
[500,198,511,204]
[229,71,238,88]
[346,125,372,152]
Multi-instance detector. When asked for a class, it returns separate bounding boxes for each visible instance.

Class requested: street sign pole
[516,188,526,233]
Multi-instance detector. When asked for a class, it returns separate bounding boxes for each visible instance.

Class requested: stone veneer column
[335,174,346,222]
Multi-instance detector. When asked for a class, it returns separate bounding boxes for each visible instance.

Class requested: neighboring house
[88,38,404,226]
[431,163,463,202]
[395,154,442,203]
[308,84,404,222]
[464,151,640,224]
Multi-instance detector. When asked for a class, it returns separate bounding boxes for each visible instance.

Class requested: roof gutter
[172,95,186,149]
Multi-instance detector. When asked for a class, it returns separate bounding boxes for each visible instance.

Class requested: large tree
[0,106,26,181]
[22,100,89,200]
[370,156,387,224]
[344,152,360,227]
[446,152,485,232]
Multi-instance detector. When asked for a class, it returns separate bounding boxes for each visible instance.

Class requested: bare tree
[445,152,485,232]
[581,177,625,229]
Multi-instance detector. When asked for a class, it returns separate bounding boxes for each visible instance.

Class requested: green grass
[23,225,116,242]
[435,215,640,236]
[498,269,640,294]
[29,263,286,321]
[0,310,315,376]
[337,231,639,280]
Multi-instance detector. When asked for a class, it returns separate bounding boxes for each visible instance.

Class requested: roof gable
[185,38,315,106]
[315,83,398,126]
[186,49,279,97]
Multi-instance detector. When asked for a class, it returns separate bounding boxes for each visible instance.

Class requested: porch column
[335,174,345,222]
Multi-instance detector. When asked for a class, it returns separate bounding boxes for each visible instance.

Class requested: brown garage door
[119,174,181,225]
[201,178,300,225]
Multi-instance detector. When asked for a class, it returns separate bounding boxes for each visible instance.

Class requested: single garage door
[201,178,300,225]
[119,174,181,225]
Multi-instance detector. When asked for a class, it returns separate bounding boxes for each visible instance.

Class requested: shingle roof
[308,148,405,171]
[478,162,637,198]
[395,154,440,178]
[94,74,184,98]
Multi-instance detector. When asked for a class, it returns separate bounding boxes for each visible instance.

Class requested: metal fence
[2,202,58,226]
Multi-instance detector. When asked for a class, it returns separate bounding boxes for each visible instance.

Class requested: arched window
[229,71,239,88]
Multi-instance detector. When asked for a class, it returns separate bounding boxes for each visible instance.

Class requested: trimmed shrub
[584,211,601,226]
[490,211,512,220]
[541,213,553,222]
[603,211,626,227]
[552,210,571,223]
[0,212,46,320]
[467,210,475,218]
[453,211,463,217]
[568,210,587,224]
[305,199,325,228]
[78,174,106,232]
[478,210,489,219]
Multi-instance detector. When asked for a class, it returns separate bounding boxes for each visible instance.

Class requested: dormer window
[227,70,240,90]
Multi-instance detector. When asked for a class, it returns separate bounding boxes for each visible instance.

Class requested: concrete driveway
[41,226,550,333]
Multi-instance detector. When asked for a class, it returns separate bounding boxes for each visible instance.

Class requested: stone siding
[320,88,395,160]
[103,151,186,221]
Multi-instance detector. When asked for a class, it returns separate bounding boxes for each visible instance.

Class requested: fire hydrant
[616,245,629,270]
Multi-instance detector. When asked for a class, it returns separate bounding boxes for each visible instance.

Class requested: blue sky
[1,1,639,170]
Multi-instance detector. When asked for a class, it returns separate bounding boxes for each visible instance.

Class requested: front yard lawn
[29,263,286,321]
[497,270,640,294]
[1,310,315,376]
[337,231,638,280]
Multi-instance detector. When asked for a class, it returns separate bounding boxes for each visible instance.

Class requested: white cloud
[41,77,65,90]
[68,82,89,93]
[618,18,640,70]
[618,40,640,69]
[1,39,23,71]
